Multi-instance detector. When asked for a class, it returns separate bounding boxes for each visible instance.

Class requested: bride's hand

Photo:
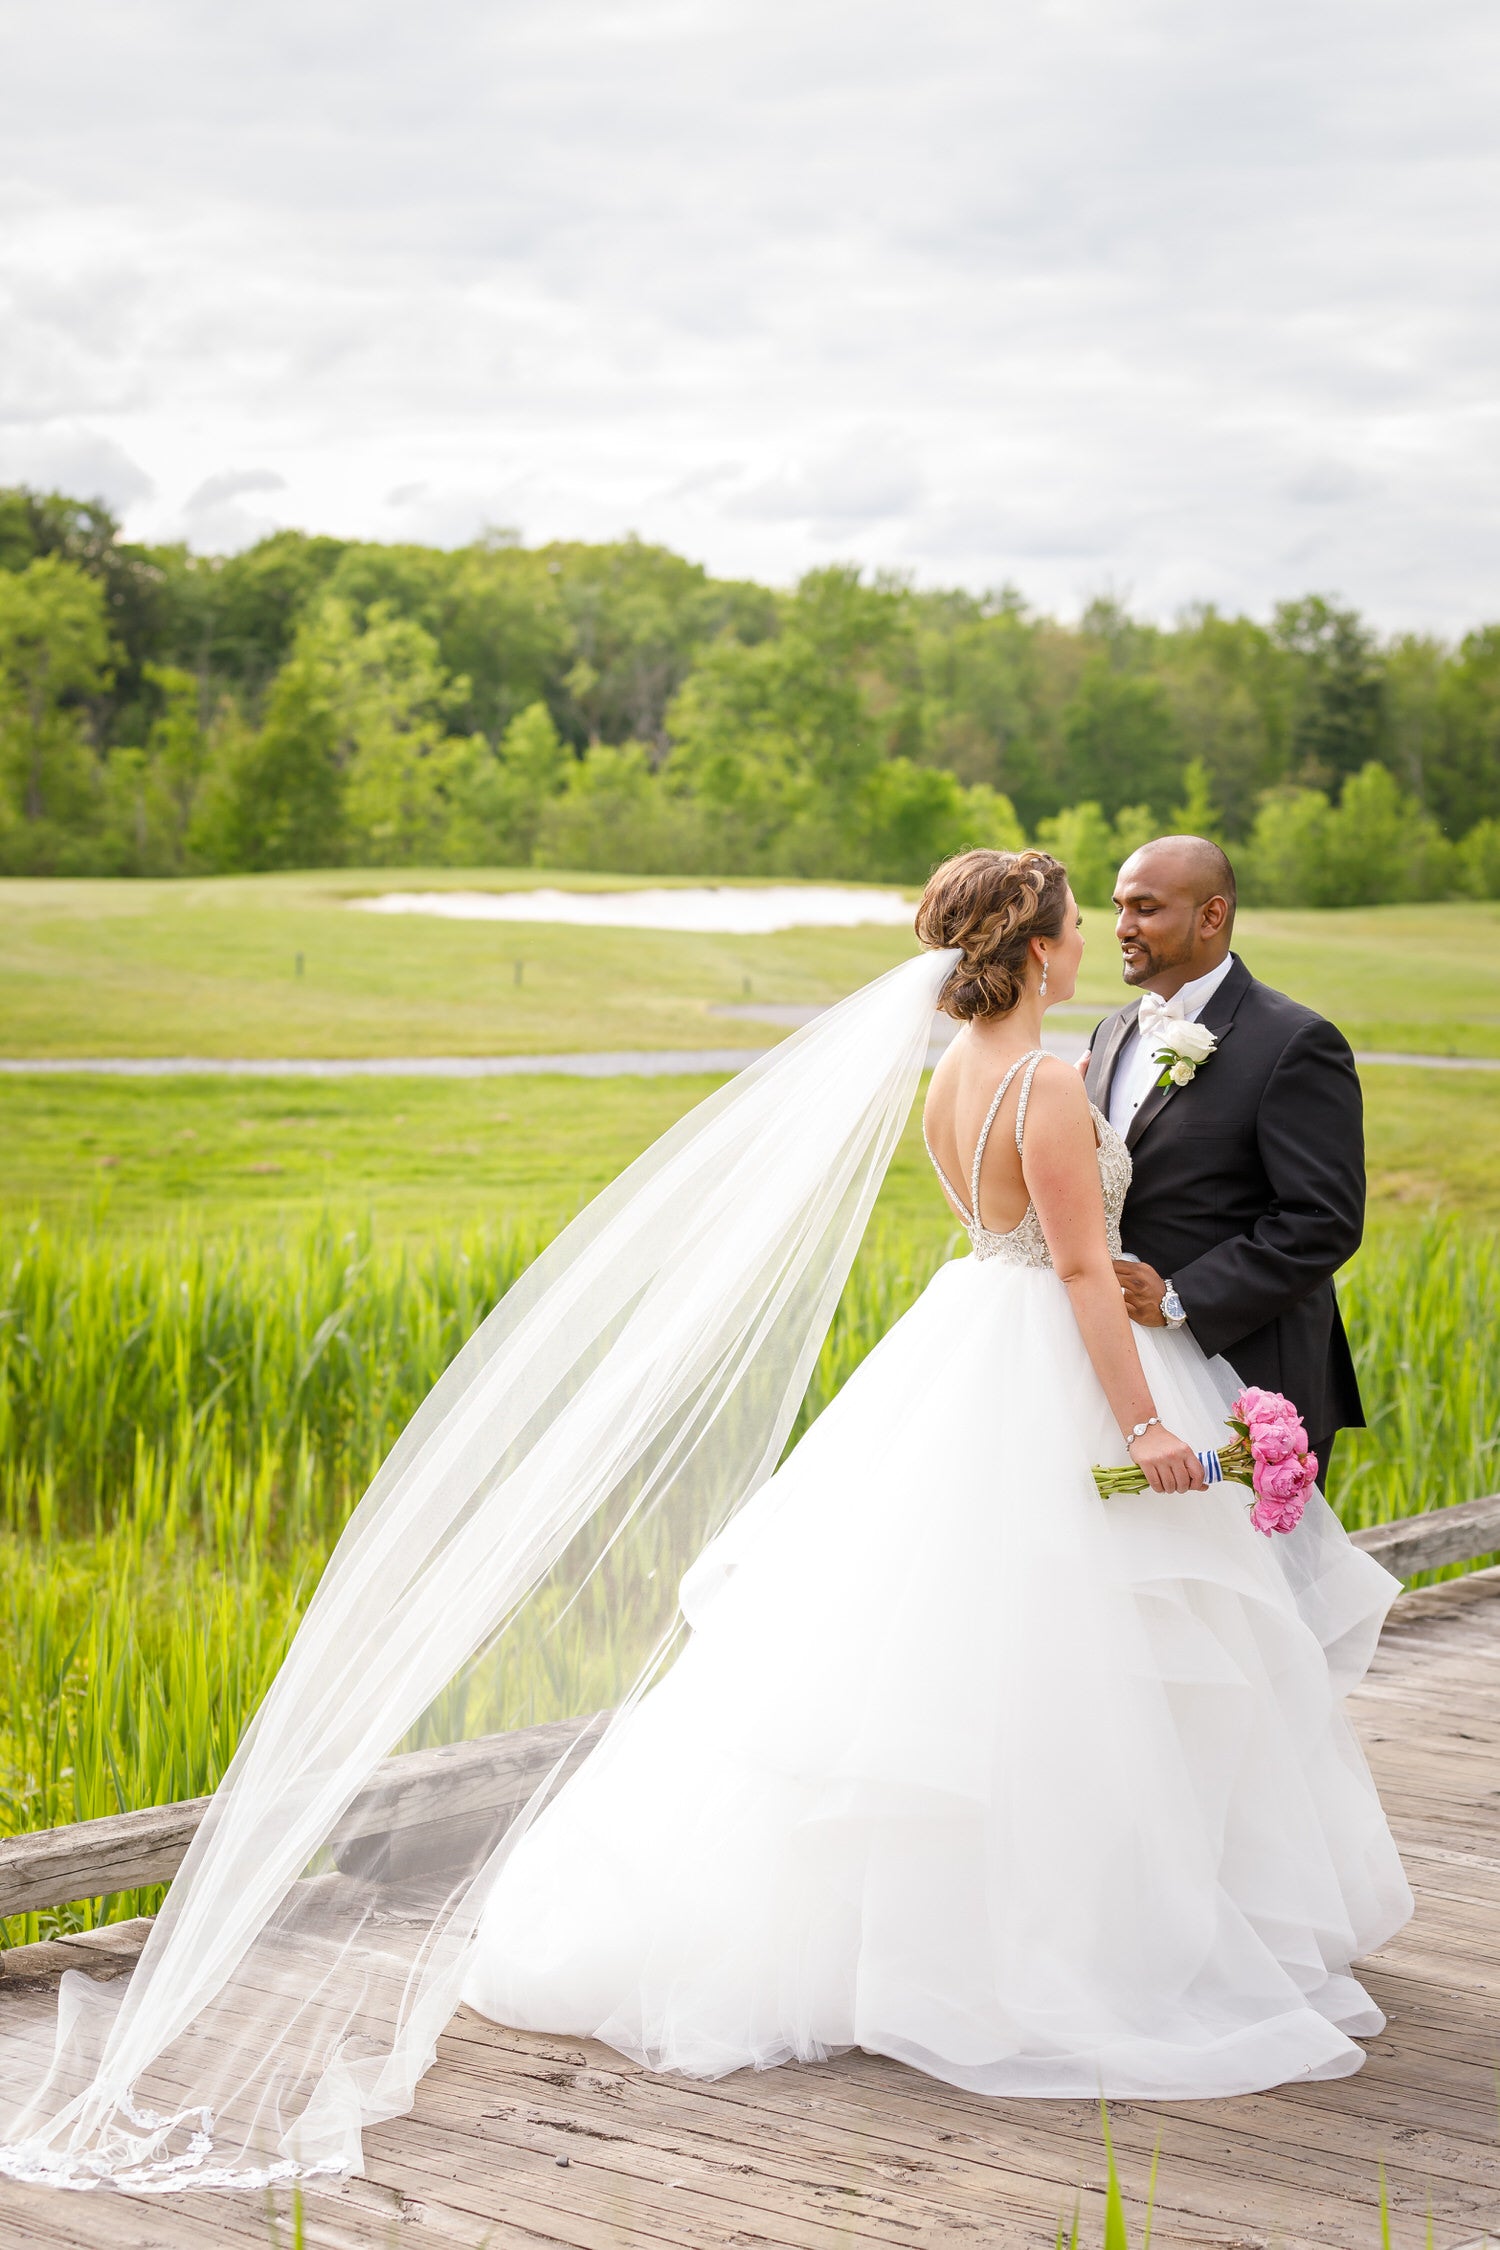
[1127,1424,1206,1494]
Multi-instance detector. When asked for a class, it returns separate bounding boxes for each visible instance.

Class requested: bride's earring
[1038,952,1049,999]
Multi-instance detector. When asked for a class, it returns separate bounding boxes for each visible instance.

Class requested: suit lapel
[1124,955,1252,1153]
[1091,1003,1140,1114]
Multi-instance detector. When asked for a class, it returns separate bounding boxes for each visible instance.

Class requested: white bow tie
[1137,990,1187,1041]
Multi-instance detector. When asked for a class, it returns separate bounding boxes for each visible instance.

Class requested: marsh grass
[1338,1225,1500,1524]
[3,1213,1497,1947]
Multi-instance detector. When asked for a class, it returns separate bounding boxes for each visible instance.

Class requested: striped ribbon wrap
[1092,1431,1256,1500]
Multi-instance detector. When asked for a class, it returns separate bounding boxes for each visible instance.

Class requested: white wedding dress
[464,1051,1413,2099]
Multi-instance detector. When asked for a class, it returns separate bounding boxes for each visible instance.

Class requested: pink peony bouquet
[1092,1385,1319,1535]
[1230,1387,1320,1534]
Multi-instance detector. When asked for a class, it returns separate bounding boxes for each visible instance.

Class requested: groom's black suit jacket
[1083,954,1366,1443]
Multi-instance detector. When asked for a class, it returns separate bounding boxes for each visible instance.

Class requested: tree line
[2,485,1498,906]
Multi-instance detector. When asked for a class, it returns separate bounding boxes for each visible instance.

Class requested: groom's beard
[1119,936,1196,988]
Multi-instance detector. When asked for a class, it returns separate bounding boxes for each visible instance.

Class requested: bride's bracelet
[1123,1415,1161,1453]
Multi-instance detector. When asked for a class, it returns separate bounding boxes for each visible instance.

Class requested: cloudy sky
[2,0,1497,627]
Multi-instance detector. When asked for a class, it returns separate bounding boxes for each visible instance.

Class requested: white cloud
[177,468,288,553]
[185,469,286,511]
[0,0,1496,626]
[726,436,925,529]
[0,422,154,511]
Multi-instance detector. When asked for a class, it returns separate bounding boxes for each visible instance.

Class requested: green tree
[536,742,719,874]
[852,762,1023,884]
[437,545,575,741]
[0,558,113,871]
[0,488,168,726]
[1460,818,1500,898]
[1274,597,1386,791]
[313,602,475,864]
[207,660,343,871]
[1154,608,1289,837]
[1170,758,1220,838]
[101,663,210,873]
[670,565,914,845]
[201,598,371,868]
[1383,633,1447,814]
[214,595,546,871]
[544,536,778,752]
[1243,786,1332,907]
[447,701,572,865]
[1058,661,1181,820]
[4,481,1500,886]
[913,591,1057,828]
[168,530,350,707]
[1247,763,1455,907]
[1034,801,1156,906]
[1428,627,1500,834]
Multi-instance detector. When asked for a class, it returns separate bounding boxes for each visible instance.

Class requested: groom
[1082,835,1365,1478]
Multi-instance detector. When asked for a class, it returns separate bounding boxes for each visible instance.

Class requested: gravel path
[0,1050,770,1080]
[2,1033,1496,1076]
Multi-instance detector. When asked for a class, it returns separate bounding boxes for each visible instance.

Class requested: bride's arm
[1021,1061,1206,1496]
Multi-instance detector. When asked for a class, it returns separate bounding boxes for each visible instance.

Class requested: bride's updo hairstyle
[915,847,1069,1021]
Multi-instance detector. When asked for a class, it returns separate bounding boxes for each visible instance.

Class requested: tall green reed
[1335,1223,1500,1528]
[0,1213,545,1543]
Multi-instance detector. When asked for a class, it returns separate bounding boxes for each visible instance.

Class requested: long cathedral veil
[0,943,959,2191]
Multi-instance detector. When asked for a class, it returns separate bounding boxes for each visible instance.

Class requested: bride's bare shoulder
[1022,1053,1095,1132]
[1027,1051,1092,1103]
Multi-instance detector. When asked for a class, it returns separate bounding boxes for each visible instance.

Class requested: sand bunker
[351,885,916,935]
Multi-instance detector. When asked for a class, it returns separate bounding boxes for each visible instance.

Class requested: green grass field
[3,873,1500,1238]
[4,1064,1500,1240]
[3,871,1499,1058]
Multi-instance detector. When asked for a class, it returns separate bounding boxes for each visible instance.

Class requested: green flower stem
[1093,1433,1255,1499]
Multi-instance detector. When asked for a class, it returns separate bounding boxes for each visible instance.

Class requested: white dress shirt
[1106,955,1234,1140]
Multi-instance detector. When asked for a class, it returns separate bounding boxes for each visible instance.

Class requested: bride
[463,846,1411,2097]
[0,848,1412,2194]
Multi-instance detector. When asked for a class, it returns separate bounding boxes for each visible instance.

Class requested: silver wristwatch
[1160,1280,1187,1330]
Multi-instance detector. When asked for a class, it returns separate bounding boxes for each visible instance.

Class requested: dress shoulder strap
[1013,1050,1047,1156]
[970,1049,1044,1231]
[921,1121,972,1228]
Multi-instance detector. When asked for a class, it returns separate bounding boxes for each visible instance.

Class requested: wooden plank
[435,2002,1499,2246]
[391,2058,1473,2250]
[380,2078,1265,2250]
[1374,1558,1500,1625]
[1378,1585,1500,1634]
[438,2012,1500,2206]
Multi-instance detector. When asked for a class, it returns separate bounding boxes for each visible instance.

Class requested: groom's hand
[1115,1259,1168,1325]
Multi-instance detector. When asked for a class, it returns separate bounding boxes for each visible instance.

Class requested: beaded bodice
[922,1049,1131,1268]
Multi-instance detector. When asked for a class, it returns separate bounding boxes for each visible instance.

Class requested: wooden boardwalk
[3,1567,1500,2250]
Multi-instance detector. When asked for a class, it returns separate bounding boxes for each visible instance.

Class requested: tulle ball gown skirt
[463,1252,1413,2099]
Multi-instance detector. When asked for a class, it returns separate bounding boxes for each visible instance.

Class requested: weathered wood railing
[1341,1489,1500,1579]
[5,1492,1500,1925]
[0,1713,611,1924]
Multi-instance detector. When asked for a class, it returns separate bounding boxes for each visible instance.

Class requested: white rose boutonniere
[1152,1016,1217,1090]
